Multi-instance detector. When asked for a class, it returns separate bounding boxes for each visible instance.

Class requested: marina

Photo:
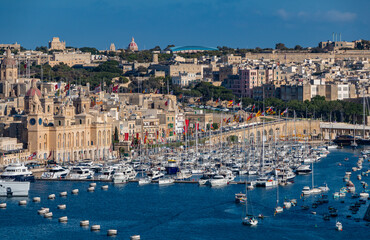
[0,147,369,239]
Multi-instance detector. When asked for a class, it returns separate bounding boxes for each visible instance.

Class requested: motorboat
[255,176,277,187]
[295,165,312,175]
[302,186,311,195]
[112,172,128,184]
[198,175,211,186]
[68,167,94,179]
[336,221,343,231]
[1,163,35,182]
[235,193,246,203]
[147,170,164,180]
[165,159,180,175]
[98,166,114,180]
[275,206,284,214]
[158,178,174,186]
[209,175,228,187]
[41,165,69,179]
[0,180,30,197]
[138,177,151,185]
[112,165,137,183]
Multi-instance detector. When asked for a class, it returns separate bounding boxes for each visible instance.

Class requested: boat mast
[363,89,366,139]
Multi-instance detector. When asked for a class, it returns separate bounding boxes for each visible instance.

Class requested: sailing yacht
[242,182,258,226]
[275,185,283,214]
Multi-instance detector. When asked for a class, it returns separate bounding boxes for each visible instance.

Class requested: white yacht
[41,165,69,179]
[98,166,114,180]
[68,167,94,179]
[295,165,312,175]
[255,176,278,187]
[138,177,151,185]
[0,180,30,197]
[158,178,175,186]
[209,175,228,187]
[112,165,137,184]
[1,163,35,182]
[147,170,164,180]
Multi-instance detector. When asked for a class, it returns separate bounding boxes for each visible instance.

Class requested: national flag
[64,83,70,92]
[28,152,37,160]
[47,151,52,160]
[201,129,205,132]
[237,101,242,107]
[281,108,288,116]
[255,110,262,117]
[55,84,58,90]
[215,98,220,104]
[95,84,101,93]
[165,100,168,106]
[247,113,253,121]
[252,104,255,111]
[227,100,233,107]
[124,133,129,141]
[112,85,119,93]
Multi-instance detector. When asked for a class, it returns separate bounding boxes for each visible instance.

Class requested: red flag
[55,84,58,90]
[196,123,199,131]
[165,100,168,106]
[124,133,129,141]
[112,85,119,93]
[136,133,139,139]
[64,83,70,92]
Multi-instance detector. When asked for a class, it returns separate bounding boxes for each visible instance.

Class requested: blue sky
[1,0,369,50]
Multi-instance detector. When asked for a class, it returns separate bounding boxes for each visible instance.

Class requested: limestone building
[48,37,66,51]
[17,82,114,163]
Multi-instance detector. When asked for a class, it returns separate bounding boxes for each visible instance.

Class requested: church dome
[127,37,138,51]
[26,79,42,98]
[1,58,17,68]
[1,48,17,68]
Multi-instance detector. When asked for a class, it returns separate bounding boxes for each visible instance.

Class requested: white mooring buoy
[89,183,97,187]
[48,194,56,199]
[44,212,53,218]
[80,220,89,227]
[58,204,66,210]
[101,185,109,190]
[91,225,101,231]
[130,235,141,240]
[87,187,95,192]
[59,191,67,197]
[18,200,27,206]
[107,229,117,236]
[59,216,68,223]
[33,197,41,202]
[0,203,7,208]
[72,189,79,194]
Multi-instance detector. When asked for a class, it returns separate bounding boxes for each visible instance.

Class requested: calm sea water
[0,148,369,240]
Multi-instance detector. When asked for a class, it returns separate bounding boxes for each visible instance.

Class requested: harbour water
[0,148,369,240]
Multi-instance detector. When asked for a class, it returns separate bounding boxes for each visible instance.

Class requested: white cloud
[324,10,357,22]
[276,9,357,23]
[276,9,289,20]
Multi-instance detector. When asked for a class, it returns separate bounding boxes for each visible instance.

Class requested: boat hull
[0,181,30,197]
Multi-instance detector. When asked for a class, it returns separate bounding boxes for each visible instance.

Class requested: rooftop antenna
[332,32,334,42]
[335,33,338,42]
[339,33,341,42]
